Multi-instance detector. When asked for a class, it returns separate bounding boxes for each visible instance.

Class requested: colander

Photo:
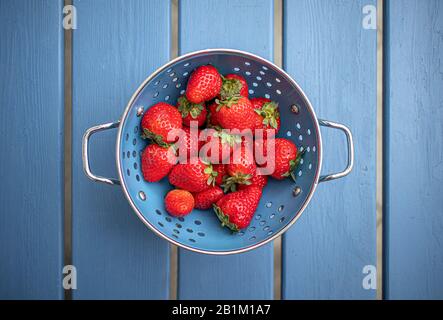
[82,49,354,255]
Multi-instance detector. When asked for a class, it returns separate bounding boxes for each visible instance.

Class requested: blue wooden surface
[0,0,64,299]
[282,0,377,299]
[71,0,171,299]
[177,0,274,300]
[384,0,443,299]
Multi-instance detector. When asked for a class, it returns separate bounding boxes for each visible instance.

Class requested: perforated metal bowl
[82,49,354,255]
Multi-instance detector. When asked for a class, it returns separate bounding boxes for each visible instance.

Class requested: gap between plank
[273,0,283,301]
[64,0,73,301]
[169,0,179,301]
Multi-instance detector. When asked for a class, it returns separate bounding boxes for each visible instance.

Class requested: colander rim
[115,48,323,255]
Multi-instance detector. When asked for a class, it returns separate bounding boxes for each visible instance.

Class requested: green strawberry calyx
[215,94,241,111]
[220,75,243,100]
[254,101,280,129]
[177,96,204,119]
[213,130,242,147]
[213,204,240,233]
[141,128,171,148]
[282,149,306,182]
[221,173,252,193]
[201,160,219,186]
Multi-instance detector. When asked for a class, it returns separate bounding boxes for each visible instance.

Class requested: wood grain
[282,0,377,299]
[0,0,64,299]
[71,0,170,299]
[177,0,274,300]
[384,0,443,299]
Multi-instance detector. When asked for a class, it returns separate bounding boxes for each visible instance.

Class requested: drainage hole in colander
[158,222,164,227]
[286,131,292,137]
[296,123,301,130]
[259,220,266,226]
[270,213,275,219]
[308,163,312,170]
[166,68,172,73]
[262,66,268,70]
[154,80,160,86]
[298,171,302,177]
[263,226,270,231]
[153,92,159,98]
[165,216,172,222]
[234,67,240,72]
[245,71,251,76]
[132,138,137,146]
[176,83,181,88]
[275,77,281,83]
[136,175,140,182]
[186,228,193,233]
[256,76,262,81]
[155,209,162,215]
[252,82,258,87]
[266,82,271,87]
[176,223,182,229]
[248,226,256,232]
[307,146,311,152]
[197,232,205,237]
[313,146,317,152]
[180,90,185,95]
[125,133,129,141]
[172,234,178,239]
[249,89,254,95]
[183,62,190,67]
[194,220,201,225]
[133,162,138,170]
[169,72,175,77]
[172,77,178,82]
[267,231,273,235]
[183,71,189,76]
[255,214,261,220]
[132,150,137,158]
[162,84,168,89]
[260,71,266,76]
[265,201,272,208]
[307,129,311,135]
[138,191,146,201]
[279,217,285,223]
[165,95,170,101]
[264,94,270,99]
[238,231,245,236]
[298,135,303,141]
[249,236,256,241]
[127,151,131,158]
[300,158,304,165]
[189,238,196,243]
[178,217,184,222]
[134,126,138,134]
[276,89,281,95]
[245,61,251,66]
[173,229,180,234]
[122,151,125,158]
[126,169,130,176]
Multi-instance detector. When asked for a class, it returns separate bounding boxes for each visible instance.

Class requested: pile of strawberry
[139,65,303,232]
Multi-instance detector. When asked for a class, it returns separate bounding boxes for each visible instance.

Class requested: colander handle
[318,119,354,183]
[82,121,121,186]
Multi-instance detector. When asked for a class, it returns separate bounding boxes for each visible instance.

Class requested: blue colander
[82,49,354,255]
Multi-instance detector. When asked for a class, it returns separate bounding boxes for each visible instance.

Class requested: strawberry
[238,174,268,191]
[206,102,221,128]
[213,186,262,231]
[251,98,280,140]
[176,96,207,127]
[215,96,256,131]
[141,102,183,146]
[223,143,256,192]
[220,74,248,99]
[141,144,177,182]
[165,189,194,217]
[199,129,242,164]
[271,138,304,181]
[168,158,218,192]
[174,126,201,161]
[186,65,222,104]
[212,164,227,186]
[194,186,224,210]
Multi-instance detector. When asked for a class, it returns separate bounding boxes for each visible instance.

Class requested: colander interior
[118,50,320,253]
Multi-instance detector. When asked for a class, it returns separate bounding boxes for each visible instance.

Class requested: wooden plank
[72,0,170,299]
[178,0,274,299]
[0,0,64,299]
[282,0,377,299]
[384,0,443,299]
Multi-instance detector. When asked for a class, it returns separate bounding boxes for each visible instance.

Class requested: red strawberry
[238,174,268,191]
[207,102,221,128]
[141,144,177,182]
[199,129,242,164]
[165,189,194,217]
[168,158,218,192]
[271,138,304,181]
[186,65,222,104]
[194,186,224,210]
[174,126,201,161]
[176,96,207,127]
[251,98,280,139]
[141,102,183,146]
[215,96,256,131]
[213,186,262,231]
[223,143,256,192]
[220,74,248,99]
[212,164,227,186]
